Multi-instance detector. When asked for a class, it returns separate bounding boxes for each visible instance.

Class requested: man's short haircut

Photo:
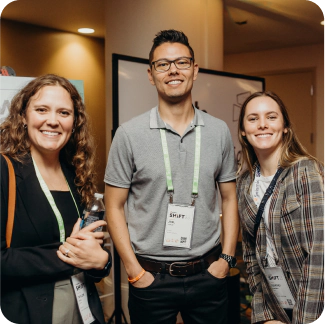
[149,29,195,64]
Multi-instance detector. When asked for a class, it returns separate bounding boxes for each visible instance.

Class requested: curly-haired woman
[1,74,111,324]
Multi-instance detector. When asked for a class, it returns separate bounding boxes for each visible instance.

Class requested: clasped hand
[57,219,108,270]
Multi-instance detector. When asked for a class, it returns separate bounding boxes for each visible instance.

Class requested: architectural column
[105,0,224,149]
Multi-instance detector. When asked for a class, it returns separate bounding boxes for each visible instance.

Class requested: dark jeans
[128,269,228,324]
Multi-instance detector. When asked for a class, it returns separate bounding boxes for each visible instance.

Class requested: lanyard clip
[191,193,198,206]
[262,257,268,268]
[168,191,174,204]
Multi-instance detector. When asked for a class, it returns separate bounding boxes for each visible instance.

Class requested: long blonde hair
[237,91,319,179]
[0,74,97,207]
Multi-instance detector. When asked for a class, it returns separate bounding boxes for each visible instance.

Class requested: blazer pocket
[281,195,301,217]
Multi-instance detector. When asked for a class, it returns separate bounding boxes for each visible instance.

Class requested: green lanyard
[160,126,201,205]
[32,157,80,243]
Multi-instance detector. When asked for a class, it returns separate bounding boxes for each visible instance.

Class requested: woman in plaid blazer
[237,91,324,324]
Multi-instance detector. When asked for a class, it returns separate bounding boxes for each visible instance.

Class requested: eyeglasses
[151,57,193,72]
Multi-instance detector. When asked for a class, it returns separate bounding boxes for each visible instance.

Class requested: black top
[51,191,80,241]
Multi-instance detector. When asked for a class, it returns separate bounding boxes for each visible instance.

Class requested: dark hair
[237,91,319,177]
[149,29,195,64]
[0,74,97,206]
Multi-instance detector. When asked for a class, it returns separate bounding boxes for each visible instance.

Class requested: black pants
[128,269,228,324]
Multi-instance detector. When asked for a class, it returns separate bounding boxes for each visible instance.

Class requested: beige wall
[224,43,324,161]
[1,18,323,186]
[0,19,106,191]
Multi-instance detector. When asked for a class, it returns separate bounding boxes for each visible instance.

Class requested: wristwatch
[219,253,237,268]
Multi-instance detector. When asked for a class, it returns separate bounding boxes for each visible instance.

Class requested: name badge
[264,266,295,309]
[71,272,96,324]
[163,203,195,249]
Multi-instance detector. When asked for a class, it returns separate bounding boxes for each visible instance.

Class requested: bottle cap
[94,193,104,199]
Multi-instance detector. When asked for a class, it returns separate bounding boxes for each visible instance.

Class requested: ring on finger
[64,249,70,257]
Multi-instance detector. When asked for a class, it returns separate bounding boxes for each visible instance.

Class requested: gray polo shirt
[104,107,236,261]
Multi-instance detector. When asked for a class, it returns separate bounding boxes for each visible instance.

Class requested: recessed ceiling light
[78,28,95,34]
[321,21,324,26]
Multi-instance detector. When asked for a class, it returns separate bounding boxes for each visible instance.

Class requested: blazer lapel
[242,176,258,236]
[16,158,62,244]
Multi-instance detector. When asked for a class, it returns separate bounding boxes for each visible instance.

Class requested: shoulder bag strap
[2,154,16,248]
[254,167,283,238]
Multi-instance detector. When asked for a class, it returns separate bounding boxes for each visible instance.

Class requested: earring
[72,128,75,133]
[23,124,27,129]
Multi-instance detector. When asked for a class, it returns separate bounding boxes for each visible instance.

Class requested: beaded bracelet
[128,268,146,284]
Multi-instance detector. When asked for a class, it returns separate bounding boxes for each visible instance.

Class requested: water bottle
[80,193,105,232]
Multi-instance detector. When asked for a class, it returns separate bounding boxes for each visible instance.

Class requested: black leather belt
[136,244,222,277]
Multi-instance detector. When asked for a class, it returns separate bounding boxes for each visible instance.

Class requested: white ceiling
[1,0,324,54]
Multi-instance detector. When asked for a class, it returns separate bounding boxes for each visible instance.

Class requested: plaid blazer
[237,159,324,324]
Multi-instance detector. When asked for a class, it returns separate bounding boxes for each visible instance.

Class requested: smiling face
[147,42,199,104]
[241,96,288,159]
[23,85,74,159]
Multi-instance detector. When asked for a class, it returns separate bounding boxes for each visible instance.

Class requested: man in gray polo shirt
[104,29,239,324]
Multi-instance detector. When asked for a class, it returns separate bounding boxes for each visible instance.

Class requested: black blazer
[1,155,109,324]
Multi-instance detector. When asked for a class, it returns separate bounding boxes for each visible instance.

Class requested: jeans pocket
[129,271,159,290]
[206,269,228,283]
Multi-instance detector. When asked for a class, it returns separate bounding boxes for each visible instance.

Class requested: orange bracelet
[128,268,146,284]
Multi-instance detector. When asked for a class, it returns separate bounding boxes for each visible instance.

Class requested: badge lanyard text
[253,165,295,308]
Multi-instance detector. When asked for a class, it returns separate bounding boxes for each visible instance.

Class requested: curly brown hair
[237,91,320,179]
[0,74,97,207]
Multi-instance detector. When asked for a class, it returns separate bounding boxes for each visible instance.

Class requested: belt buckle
[169,262,188,276]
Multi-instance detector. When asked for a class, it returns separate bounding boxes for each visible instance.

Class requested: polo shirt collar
[149,105,205,129]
